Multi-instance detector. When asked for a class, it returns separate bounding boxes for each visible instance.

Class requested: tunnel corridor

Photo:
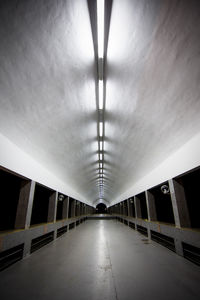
[0,0,200,299]
[0,219,200,300]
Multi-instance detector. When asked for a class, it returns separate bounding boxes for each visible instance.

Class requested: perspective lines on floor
[0,220,200,300]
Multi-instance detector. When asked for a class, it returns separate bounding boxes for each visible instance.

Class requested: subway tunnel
[0,0,200,299]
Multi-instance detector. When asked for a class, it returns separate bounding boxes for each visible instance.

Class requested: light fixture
[98,80,104,109]
[161,185,170,195]
[58,194,65,202]
[97,0,105,201]
[99,121,103,137]
[97,0,105,59]
[99,141,103,151]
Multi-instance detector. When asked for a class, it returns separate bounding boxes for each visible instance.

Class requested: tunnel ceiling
[0,0,200,206]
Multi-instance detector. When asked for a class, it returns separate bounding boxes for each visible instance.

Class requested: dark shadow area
[0,169,27,231]
[177,167,200,228]
[30,184,53,226]
[96,203,107,214]
[68,197,74,218]
[149,182,175,224]
[56,193,64,221]
[129,198,135,217]
[123,200,128,216]
[0,243,24,271]
[75,201,80,217]
[30,232,54,253]
[137,192,148,219]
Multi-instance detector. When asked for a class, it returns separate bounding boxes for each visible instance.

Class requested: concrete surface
[0,220,199,300]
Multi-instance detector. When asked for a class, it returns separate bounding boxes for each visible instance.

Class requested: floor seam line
[105,234,119,300]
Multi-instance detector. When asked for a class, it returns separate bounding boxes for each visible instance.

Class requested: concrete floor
[0,220,200,300]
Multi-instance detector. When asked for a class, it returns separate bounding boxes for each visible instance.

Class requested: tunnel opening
[176,167,200,228]
[56,194,64,221]
[96,203,107,214]
[137,192,148,220]
[149,182,175,225]
[0,168,28,231]
[68,197,74,218]
[30,184,54,226]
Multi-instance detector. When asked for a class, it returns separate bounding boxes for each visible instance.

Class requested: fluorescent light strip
[99,122,103,137]
[97,0,105,58]
[99,80,103,109]
[99,153,103,161]
[99,140,103,151]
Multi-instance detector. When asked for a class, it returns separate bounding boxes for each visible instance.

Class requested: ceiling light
[99,122,103,137]
[58,194,65,202]
[98,80,104,109]
[99,141,103,151]
[99,153,103,160]
[97,0,105,58]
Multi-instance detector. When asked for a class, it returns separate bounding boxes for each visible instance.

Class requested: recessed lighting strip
[97,0,105,59]
[88,0,113,203]
[97,0,105,201]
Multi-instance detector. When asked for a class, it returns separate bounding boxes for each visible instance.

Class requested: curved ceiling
[0,0,98,203]
[105,0,200,204]
[0,0,200,206]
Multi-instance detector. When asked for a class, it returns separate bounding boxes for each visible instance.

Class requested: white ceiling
[105,0,200,204]
[0,0,200,206]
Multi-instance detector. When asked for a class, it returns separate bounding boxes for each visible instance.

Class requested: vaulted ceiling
[0,0,200,206]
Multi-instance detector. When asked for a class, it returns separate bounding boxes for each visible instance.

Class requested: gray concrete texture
[0,220,200,300]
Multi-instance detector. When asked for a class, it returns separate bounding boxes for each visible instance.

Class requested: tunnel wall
[0,165,94,272]
[0,133,91,206]
[1,131,200,209]
[112,132,200,205]
[109,164,200,266]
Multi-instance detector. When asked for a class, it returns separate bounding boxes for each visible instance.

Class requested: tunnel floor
[0,220,200,300]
